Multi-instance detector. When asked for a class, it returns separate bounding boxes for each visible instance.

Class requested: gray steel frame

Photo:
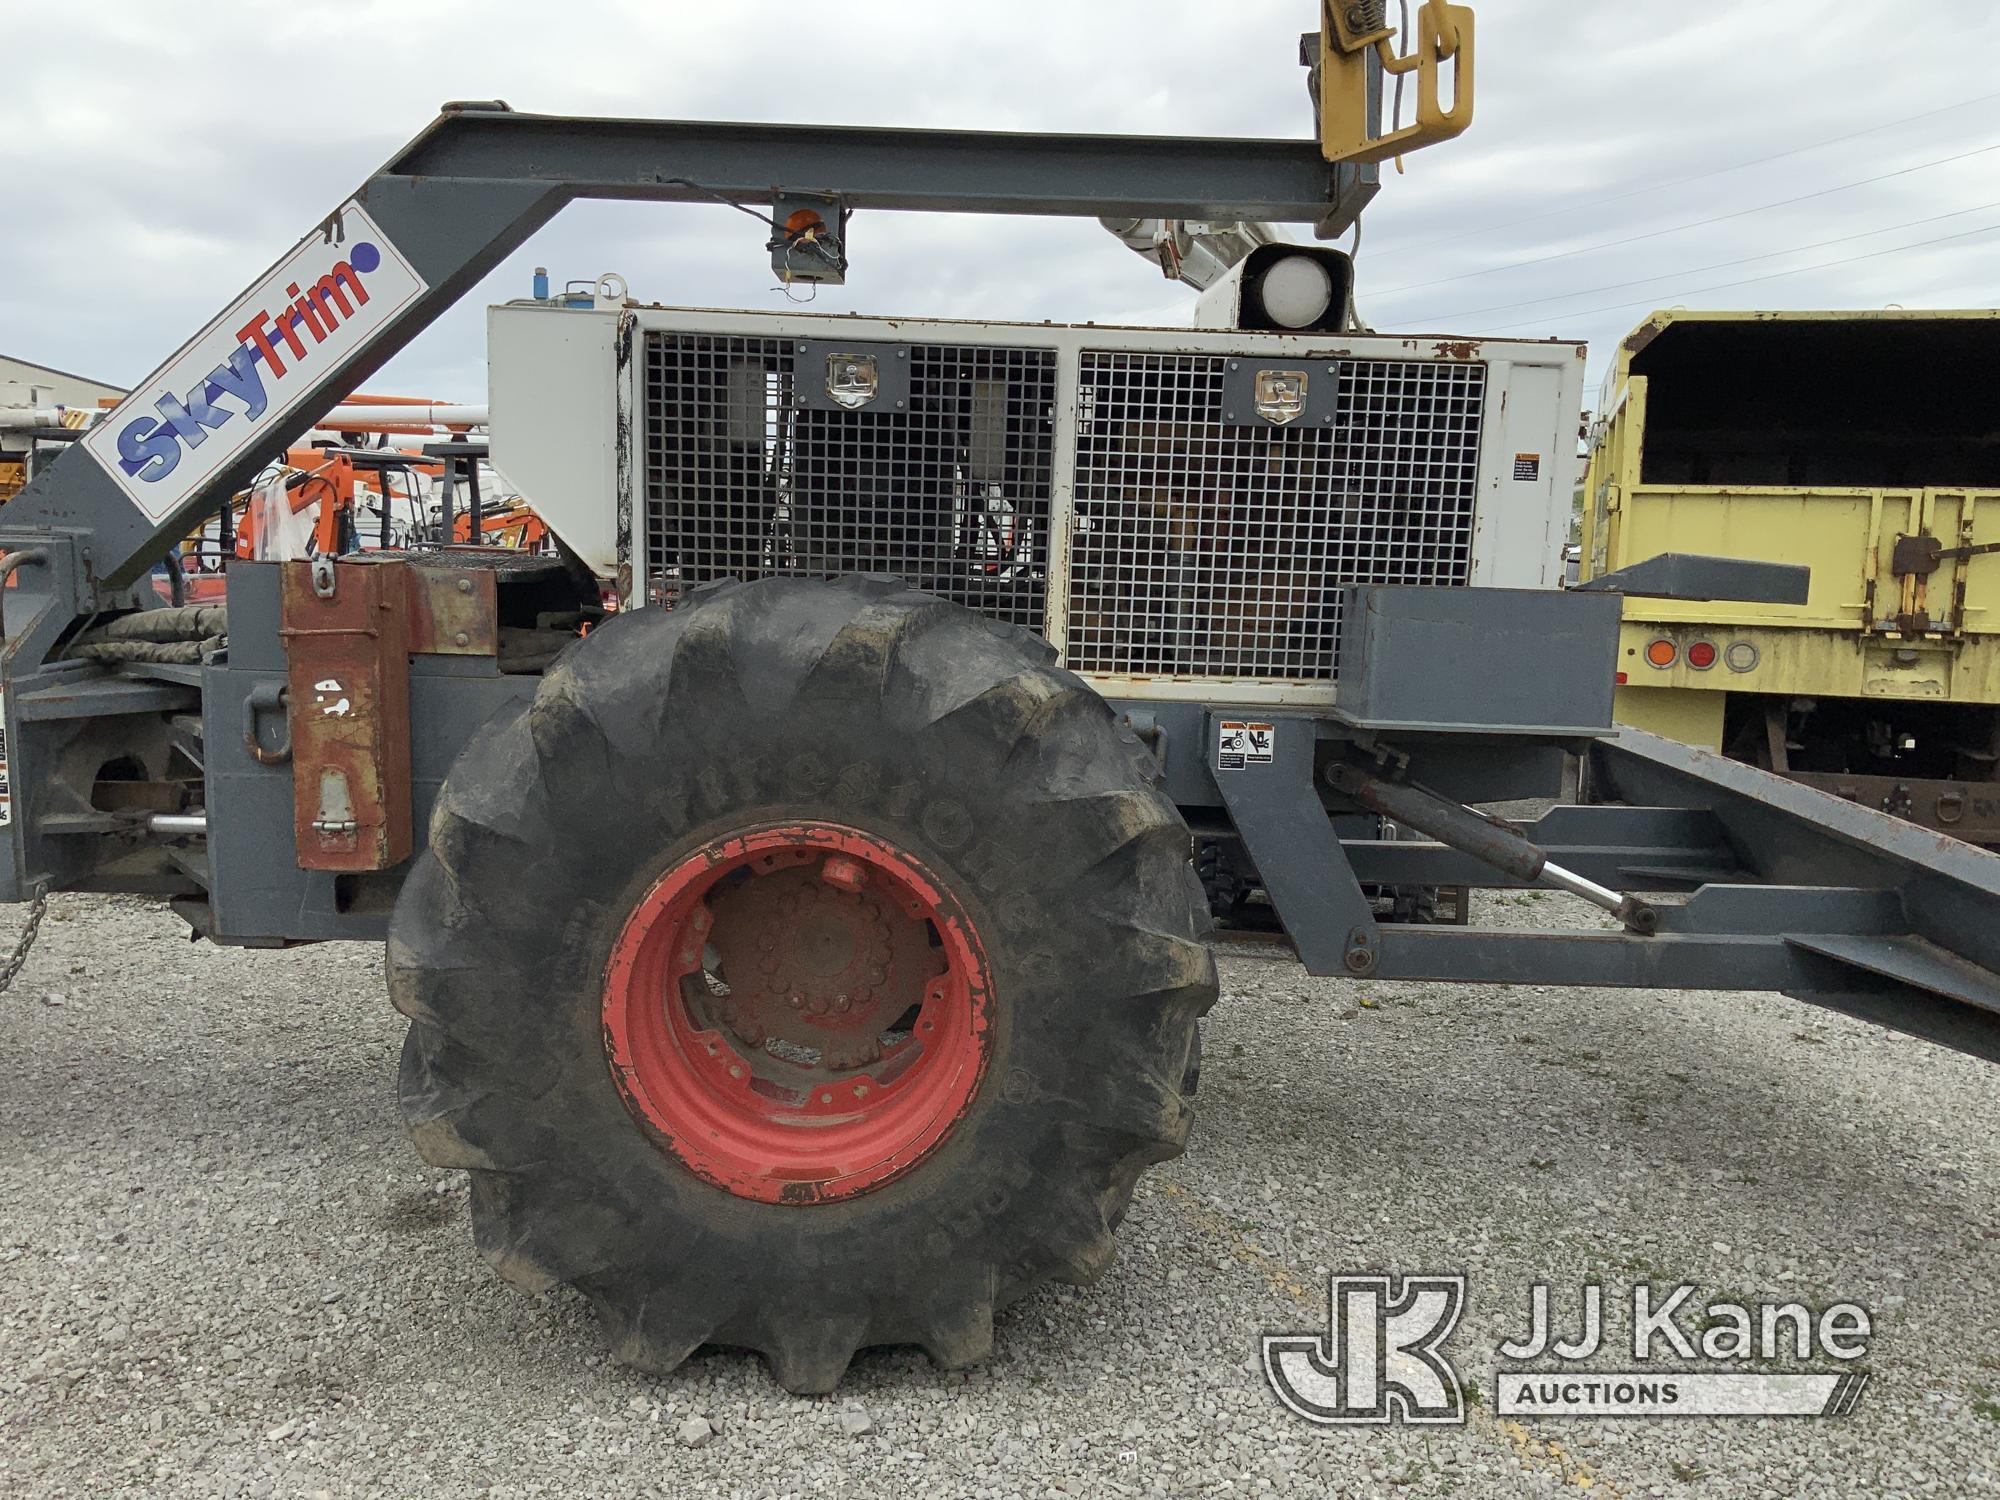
[1176,695,2000,1063]
[2,101,1998,1070]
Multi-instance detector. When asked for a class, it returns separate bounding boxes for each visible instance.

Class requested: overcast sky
[9,1,1998,410]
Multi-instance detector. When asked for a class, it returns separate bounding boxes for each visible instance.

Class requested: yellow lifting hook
[1315,0,1476,166]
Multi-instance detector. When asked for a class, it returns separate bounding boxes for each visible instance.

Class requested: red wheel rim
[602,823,993,1204]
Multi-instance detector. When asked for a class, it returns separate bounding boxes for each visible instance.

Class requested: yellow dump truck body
[1581,309,2000,840]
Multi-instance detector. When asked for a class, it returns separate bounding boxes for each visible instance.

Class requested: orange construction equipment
[233,447,442,563]
[155,392,536,603]
[451,500,549,552]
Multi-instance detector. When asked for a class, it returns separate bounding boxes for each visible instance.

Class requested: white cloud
[7,0,1998,405]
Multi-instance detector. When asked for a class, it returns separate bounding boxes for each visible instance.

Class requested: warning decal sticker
[1513,452,1542,481]
[1217,721,1248,771]
[1218,721,1277,771]
[0,688,12,827]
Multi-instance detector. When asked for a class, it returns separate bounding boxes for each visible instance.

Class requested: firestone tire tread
[387,575,1217,1393]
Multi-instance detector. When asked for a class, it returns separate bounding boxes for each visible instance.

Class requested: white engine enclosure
[489,300,1585,705]
[488,302,626,575]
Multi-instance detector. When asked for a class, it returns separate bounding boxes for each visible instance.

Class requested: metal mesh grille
[1064,352,1486,679]
[644,332,1057,627]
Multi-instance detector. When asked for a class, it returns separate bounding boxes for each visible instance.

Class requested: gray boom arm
[0,107,1366,592]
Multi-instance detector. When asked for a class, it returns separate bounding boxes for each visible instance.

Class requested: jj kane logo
[1263,1275,1871,1424]
[1263,1274,1468,1425]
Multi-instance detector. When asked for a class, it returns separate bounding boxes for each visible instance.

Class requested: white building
[0,353,124,412]
[1,355,126,499]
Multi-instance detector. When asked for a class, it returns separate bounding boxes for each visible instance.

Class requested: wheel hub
[697,861,942,1070]
[601,824,992,1204]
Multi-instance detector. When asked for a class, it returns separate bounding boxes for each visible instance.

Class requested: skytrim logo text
[82,204,425,521]
[114,243,384,486]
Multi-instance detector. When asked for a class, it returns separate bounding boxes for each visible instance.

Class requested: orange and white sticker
[0,686,12,827]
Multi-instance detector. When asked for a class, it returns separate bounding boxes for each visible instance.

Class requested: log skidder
[387,575,1217,1392]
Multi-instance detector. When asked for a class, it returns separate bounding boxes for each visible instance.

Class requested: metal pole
[318,403,490,426]
[147,813,208,837]
[464,458,484,543]
[437,463,455,546]
[1537,858,1657,933]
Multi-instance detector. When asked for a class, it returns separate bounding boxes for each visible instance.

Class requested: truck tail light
[1645,638,1677,668]
[1686,640,1718,670]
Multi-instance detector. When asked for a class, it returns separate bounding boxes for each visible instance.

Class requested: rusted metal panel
[1893,532,1946,578]
[1785,769,2000,846]
[279,559,412,871]
[402,561,499,655]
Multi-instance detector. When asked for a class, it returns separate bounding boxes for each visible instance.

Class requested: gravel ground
[3,889,1998,1498]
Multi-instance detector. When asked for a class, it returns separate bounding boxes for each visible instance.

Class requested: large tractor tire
[387,575,1216,1392]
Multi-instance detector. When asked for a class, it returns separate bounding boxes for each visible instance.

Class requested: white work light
[1190,245,1352,334]
[1258,255,1336,329]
